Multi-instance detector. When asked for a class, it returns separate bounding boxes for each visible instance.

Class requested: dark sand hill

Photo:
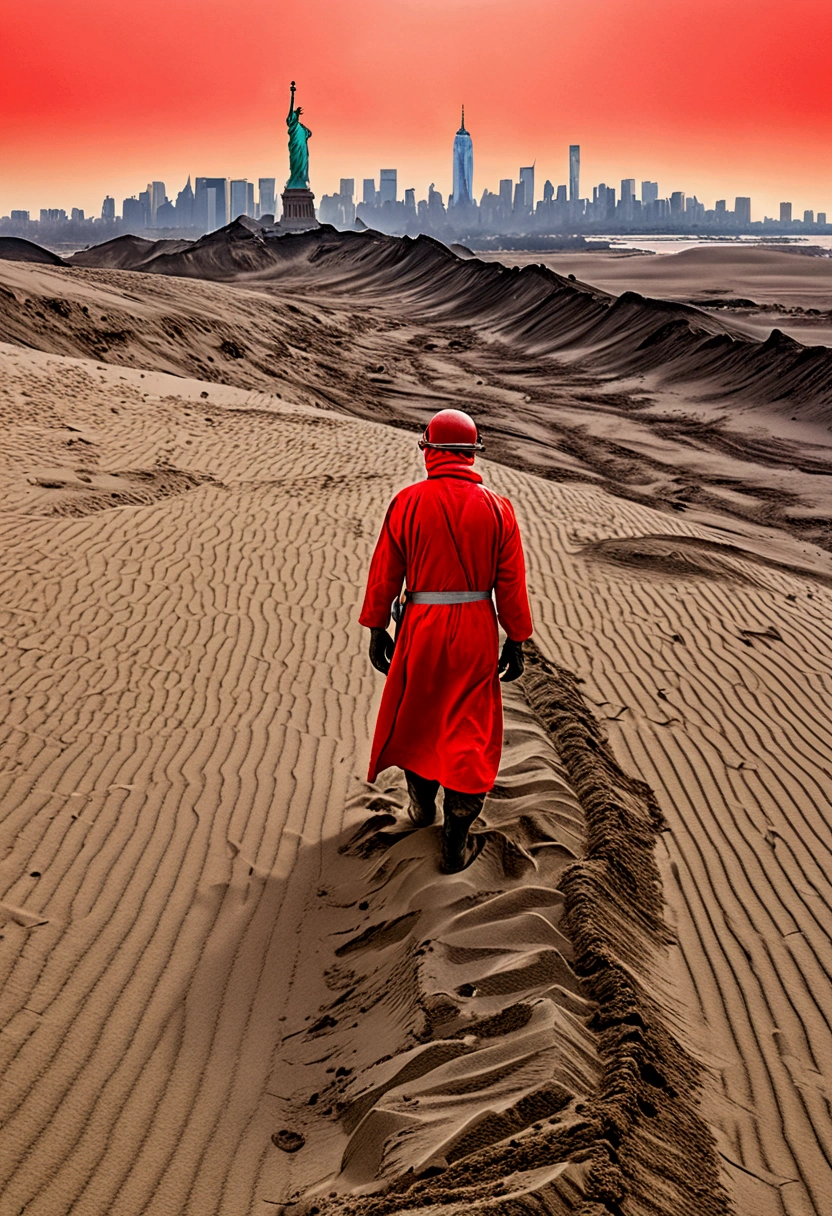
[0,236,67,265]
[68,222,832,418]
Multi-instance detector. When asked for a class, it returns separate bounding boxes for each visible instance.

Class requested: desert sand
[1,226,831,1216]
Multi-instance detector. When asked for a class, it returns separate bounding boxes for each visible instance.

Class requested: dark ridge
[8,222,832,416]
[69,233,193,270]
[0,237,67,266]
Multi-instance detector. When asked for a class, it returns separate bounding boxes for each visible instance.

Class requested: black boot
[404,769,439,828]
[441,789,486,873]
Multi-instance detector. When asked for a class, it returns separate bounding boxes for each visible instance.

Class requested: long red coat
[359,450,533,793]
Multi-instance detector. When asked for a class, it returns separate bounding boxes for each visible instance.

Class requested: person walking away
[359,408,533,872]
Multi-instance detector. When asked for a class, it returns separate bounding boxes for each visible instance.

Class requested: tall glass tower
[452,107,474,205]
[569,145,580,203]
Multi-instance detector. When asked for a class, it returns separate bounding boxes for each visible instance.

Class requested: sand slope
[2,246,832,566]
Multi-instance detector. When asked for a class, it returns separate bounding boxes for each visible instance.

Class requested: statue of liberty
[286,81,311,189]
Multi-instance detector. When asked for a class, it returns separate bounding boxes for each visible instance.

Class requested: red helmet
[418,408,484,452]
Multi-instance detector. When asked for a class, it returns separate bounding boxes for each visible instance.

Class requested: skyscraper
[259,178,276,218]
[175,177,195,226]
[122,197,143,226]
[339,179,355,224]
[670,191,685,218]
[780,202,792,223]
[379,170,397,204]
[363,178,375,206]
[452,106,474,205]
[230,179,250,220]
[194,178,228,230]
[139,187,151,227]
[620,179,635,220]
[641,181,658,206]
[101,196,115,222]
[150,182,166,225]
[569,145,580,203]
[735,197,751,225]
[803,210,814,225]
[519,166,534,211]
[499,179,513,211]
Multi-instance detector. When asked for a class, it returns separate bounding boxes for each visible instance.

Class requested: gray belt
[407,590,492,604]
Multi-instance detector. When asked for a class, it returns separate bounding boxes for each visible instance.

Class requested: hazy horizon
[3,0,831,220]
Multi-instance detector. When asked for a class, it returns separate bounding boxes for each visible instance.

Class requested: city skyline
[2,0,831,220]
[5,122,830,239]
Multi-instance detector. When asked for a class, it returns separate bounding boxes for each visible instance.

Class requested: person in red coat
[359,409,533,872]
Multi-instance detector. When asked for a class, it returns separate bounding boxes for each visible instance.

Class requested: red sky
[2,0,831,219]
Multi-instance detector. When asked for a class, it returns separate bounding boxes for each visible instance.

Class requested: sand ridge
[3,233,832,564]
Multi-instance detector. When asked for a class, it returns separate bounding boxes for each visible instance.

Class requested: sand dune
[61,223,832,418]
[0,236,67,266]
[1,231,832,1215]
[2,232,832,564]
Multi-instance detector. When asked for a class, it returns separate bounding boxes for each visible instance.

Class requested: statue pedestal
[280,188,319,230]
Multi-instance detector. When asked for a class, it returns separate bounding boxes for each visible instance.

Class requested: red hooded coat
[359,450,533,793]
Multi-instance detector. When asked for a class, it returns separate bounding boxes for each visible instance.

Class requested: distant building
[156,199,176,226]
[71,207,85,222]
[428,183,445,216]
[670,191,685,217]
[780,202,792,223]
[150,182,166,225]
[404,187,416,213]
[363,178,375,206]
[620,178,635,220]
[803,209,814,225]
[513,181,525,213]
[556,184,567,204]
[258,178,276,219]
[498,179,513,211]
[542,180,554,204]
[39,208,66,222]
[734,197,751,225]
[641,181,659,206]
[139,187,152,227]
[122,197,143,226]
[11,210,30,222]
[380,169,397,204]
[101,197,115,222]
[569,145,580,203]
[339,178,355,224]
[519,166,534,211]
[452,106,474,205]
[175,177,195,226]
[230,180,249,220]
[818,212,827,226]
[194,178,228,230]
[686,196,705,223]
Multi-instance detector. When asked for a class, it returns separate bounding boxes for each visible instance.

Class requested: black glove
[498,637,524,683]
[369,627,396,675]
